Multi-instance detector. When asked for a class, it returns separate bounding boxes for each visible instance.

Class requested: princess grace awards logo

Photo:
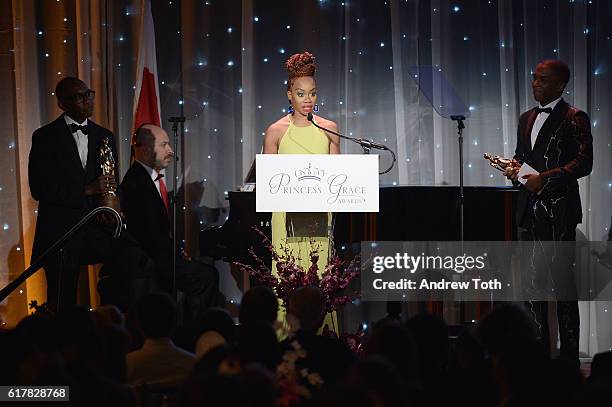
[268,162,367,205]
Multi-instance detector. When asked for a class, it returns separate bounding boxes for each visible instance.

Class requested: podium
[255,154,379,213]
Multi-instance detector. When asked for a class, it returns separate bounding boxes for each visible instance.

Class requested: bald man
[119,124,219,312]
[29,77,142,311]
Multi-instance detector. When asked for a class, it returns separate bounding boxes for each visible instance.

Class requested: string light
[4,0,610,347]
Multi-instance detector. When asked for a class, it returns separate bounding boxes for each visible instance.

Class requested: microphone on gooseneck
[307,112,397,174]
[306,112,397,175]
[307,113,389,151]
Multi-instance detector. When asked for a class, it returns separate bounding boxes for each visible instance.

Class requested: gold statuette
[483,153,520,173]
[99,137,121,211]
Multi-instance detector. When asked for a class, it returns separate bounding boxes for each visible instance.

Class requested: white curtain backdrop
[1,0,610,354]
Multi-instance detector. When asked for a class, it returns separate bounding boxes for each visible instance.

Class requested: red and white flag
[132,0,161,132]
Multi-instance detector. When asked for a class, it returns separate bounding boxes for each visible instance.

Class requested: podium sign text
[256,154,379,212]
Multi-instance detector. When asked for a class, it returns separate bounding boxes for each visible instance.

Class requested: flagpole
[169,117,184,306]
[172,0,186,308]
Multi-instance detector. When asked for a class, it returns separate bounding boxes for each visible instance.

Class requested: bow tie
[535,107,553,114]
[69,123,89,134]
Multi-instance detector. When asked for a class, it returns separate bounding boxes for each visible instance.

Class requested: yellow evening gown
[271,116,337,333]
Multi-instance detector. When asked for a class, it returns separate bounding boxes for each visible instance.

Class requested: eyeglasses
[71,89,96,102]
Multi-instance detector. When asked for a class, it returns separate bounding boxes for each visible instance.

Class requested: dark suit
[119,162,219,314]
[120,162,172,285]
[29,114,139,310]
[513,99,593,364]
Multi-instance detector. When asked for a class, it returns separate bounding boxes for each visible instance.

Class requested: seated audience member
[182,306,236,355]
[575,350,612,406]
[7,314,67,386]
[239,285,279,327]
[323,356,410,407]
[404,313,450,403]
[92,305,130,383]
[282,286,354,389]
[180,345,241,405]
[195,331,226,359]
[448,329,498,405]
[476,304,554,406]
[127,293,196,387]
[590,350,612,380]
[92,304,126,328]
[237,321,281,371]
[56,307,136,405]
[366,319,423,404]
[181,345,276,406]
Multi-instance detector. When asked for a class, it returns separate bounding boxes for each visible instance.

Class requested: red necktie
[156,173,170,215]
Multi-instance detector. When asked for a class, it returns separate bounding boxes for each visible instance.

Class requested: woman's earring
[287,101,293,114]
[313,104,319,113]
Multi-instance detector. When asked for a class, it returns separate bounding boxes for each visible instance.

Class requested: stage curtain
[1,0,134,323]
[1,0,610,355]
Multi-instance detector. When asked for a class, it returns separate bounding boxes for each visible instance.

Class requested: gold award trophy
[483,153,520,174]
[99,137,121,211]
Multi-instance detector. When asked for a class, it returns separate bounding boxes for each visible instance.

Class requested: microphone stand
[307,113,397,174]
[307,112,399,320]
[451,114,469,325]
[168,116,185,305]
[450,115,465,243]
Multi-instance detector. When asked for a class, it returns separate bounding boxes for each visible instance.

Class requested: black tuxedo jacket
[29,114,118,260]
[119,162,172,269]
[513,99,593,227]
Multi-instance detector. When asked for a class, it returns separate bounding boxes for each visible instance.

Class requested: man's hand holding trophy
[90,137,122,225]
[483,153,521,179]
[483,153,544,194]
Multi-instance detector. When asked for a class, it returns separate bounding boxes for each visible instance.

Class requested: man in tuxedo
[506,60,593,366]
[29,77,141,312]
[120,124,219,315]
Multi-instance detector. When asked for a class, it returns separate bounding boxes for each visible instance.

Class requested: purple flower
[233,226,360,312]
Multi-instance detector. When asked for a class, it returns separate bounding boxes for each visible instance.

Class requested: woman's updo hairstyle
[285,52,316,91]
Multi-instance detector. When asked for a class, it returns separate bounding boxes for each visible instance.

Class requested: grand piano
[200,185,518,327]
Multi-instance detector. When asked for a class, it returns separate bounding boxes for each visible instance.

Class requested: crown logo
[295,163,324,181]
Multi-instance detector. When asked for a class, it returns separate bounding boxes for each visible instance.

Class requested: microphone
[307,113,389,151]
[306,112,397,174]
[168,116,186,123]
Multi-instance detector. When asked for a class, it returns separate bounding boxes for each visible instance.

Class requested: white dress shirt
[65,115,88,168]
[530,96,562,148]
[137,160,165,197]
[126,337,196,387]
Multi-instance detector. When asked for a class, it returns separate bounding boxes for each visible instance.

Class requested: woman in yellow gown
[262,52,340,333]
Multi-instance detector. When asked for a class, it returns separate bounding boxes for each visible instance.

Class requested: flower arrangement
[276,340,324,407]
[234,228,360,314]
